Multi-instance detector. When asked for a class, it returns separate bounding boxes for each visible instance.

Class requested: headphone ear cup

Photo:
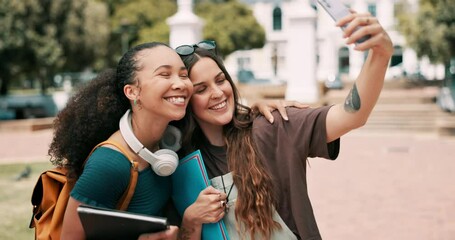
[160,125,182,152]
[152,149,179,176]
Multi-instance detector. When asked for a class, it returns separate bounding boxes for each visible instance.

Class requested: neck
[199,124,225,146]
[128,110,168,150]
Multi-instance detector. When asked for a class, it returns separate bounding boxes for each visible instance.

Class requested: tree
[107,0,176,61]
[397,0,455,81]
[109,0,265,61]
[195,1,266,57]
[0,0,109,95]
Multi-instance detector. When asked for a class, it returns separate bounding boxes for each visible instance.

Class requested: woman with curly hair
[175,11,393,240]
[50,42,195,239]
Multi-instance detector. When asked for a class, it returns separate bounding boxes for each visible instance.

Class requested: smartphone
[316,0,370,44]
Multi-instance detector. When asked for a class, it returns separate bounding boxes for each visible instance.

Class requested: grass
[0,161,53,240]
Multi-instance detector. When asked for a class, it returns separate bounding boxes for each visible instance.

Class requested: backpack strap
[88,140,139,211]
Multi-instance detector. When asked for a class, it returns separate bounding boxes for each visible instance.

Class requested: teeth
[166,97,185,104]
[211,101,226,110]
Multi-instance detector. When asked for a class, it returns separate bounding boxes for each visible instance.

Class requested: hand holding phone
[317,0,370,44]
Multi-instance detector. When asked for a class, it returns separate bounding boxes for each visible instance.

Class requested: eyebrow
[153,65,172,73]
[193,71,224,87]
[153,65,187,73]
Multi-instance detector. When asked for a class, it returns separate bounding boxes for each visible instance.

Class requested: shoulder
[286,105,332,120]
[76,147,132,188]
[253,106,332,128]
[85,147,132,175]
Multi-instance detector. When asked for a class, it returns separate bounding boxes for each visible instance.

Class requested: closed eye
[194,86,207,94]
[179,71,189,79]
[159,72,171,77]
[216,78,226,85]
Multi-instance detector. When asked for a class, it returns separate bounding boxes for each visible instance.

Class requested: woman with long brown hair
[175,10,393,240]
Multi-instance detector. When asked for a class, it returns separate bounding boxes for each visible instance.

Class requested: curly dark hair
[176,47,281,239]
[48,42,168,179]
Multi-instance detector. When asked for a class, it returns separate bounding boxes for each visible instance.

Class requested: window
[390,46,403,67]
[368,3,377,17]
[338,47,350,73]
[273,6,282,31]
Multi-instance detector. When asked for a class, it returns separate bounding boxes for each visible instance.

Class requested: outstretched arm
[326,11,394,142]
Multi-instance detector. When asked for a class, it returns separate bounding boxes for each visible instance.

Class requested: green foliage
[0,0,110,95]
[0,0,264,94]
[397,0,455,64]
[138,21,171,45]
[195,1,266,57]
[111,0,177,45]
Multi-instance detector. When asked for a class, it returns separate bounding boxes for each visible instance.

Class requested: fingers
[138,226,179,240]
[251,100,309,123]
[352,27,388,51]
[275,104,288,122]
[263,107,275,123]
[336,12,372,29]
[284,100,309,109]
[191,186,227,223]
[268,100,309,122]
[336,11,392,53]
[201,185,221,194]
[252,102,275,123]
[342,15,376,40]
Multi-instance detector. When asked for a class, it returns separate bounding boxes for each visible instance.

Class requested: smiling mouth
[165,97,185,104]
[210,101,226,110]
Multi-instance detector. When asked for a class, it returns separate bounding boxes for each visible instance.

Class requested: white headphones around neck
[119,109,181,176]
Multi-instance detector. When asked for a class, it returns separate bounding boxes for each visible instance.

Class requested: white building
[224,0,445,85]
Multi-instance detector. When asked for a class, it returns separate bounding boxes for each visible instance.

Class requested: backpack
[29,140,139,240]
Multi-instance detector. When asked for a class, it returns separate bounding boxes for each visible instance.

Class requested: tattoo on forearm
[177,226,195,240]
[344,83,361,113]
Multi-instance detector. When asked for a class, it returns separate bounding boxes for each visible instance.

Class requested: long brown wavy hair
[176,47,281,239]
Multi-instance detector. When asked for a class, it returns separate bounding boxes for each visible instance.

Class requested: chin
[217,116,233,126]
[171,112,186,121]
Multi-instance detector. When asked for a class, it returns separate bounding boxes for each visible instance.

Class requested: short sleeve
[70,147,132,208]
[253,106,339,162]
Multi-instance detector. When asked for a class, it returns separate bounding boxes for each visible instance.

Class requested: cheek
[190,96,206,114]
[222,84,234,100]
[185,81,194,94]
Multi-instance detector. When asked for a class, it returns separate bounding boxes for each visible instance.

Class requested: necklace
[220,174,234,212]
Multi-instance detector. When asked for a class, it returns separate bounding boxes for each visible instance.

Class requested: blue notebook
[171,150,230,240]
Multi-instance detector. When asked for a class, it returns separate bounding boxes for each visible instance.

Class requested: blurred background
[0,0,454,239]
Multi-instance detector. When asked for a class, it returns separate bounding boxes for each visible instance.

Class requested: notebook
[77,204,169,240]
[172,150,230,240]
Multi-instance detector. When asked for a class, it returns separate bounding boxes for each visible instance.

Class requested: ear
[123,84,138,101]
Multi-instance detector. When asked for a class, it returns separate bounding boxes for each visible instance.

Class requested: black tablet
[77,204,169,240]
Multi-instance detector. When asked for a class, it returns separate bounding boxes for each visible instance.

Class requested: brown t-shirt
[200,106,340,240]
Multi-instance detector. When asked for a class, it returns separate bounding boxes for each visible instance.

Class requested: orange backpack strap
[90,140,139,210]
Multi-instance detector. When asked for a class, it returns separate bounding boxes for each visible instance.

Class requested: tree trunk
[0,73,10,96]
[39,68,48,95]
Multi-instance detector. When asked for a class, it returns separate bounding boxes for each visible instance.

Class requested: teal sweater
[71,147,171,215]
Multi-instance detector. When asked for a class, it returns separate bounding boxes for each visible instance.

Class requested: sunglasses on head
[175,40,216,56]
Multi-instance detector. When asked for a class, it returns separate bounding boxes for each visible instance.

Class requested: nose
[211,86,223,99]
[171,76,187,90]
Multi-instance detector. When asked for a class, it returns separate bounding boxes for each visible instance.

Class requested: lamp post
[271,44,278,77]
